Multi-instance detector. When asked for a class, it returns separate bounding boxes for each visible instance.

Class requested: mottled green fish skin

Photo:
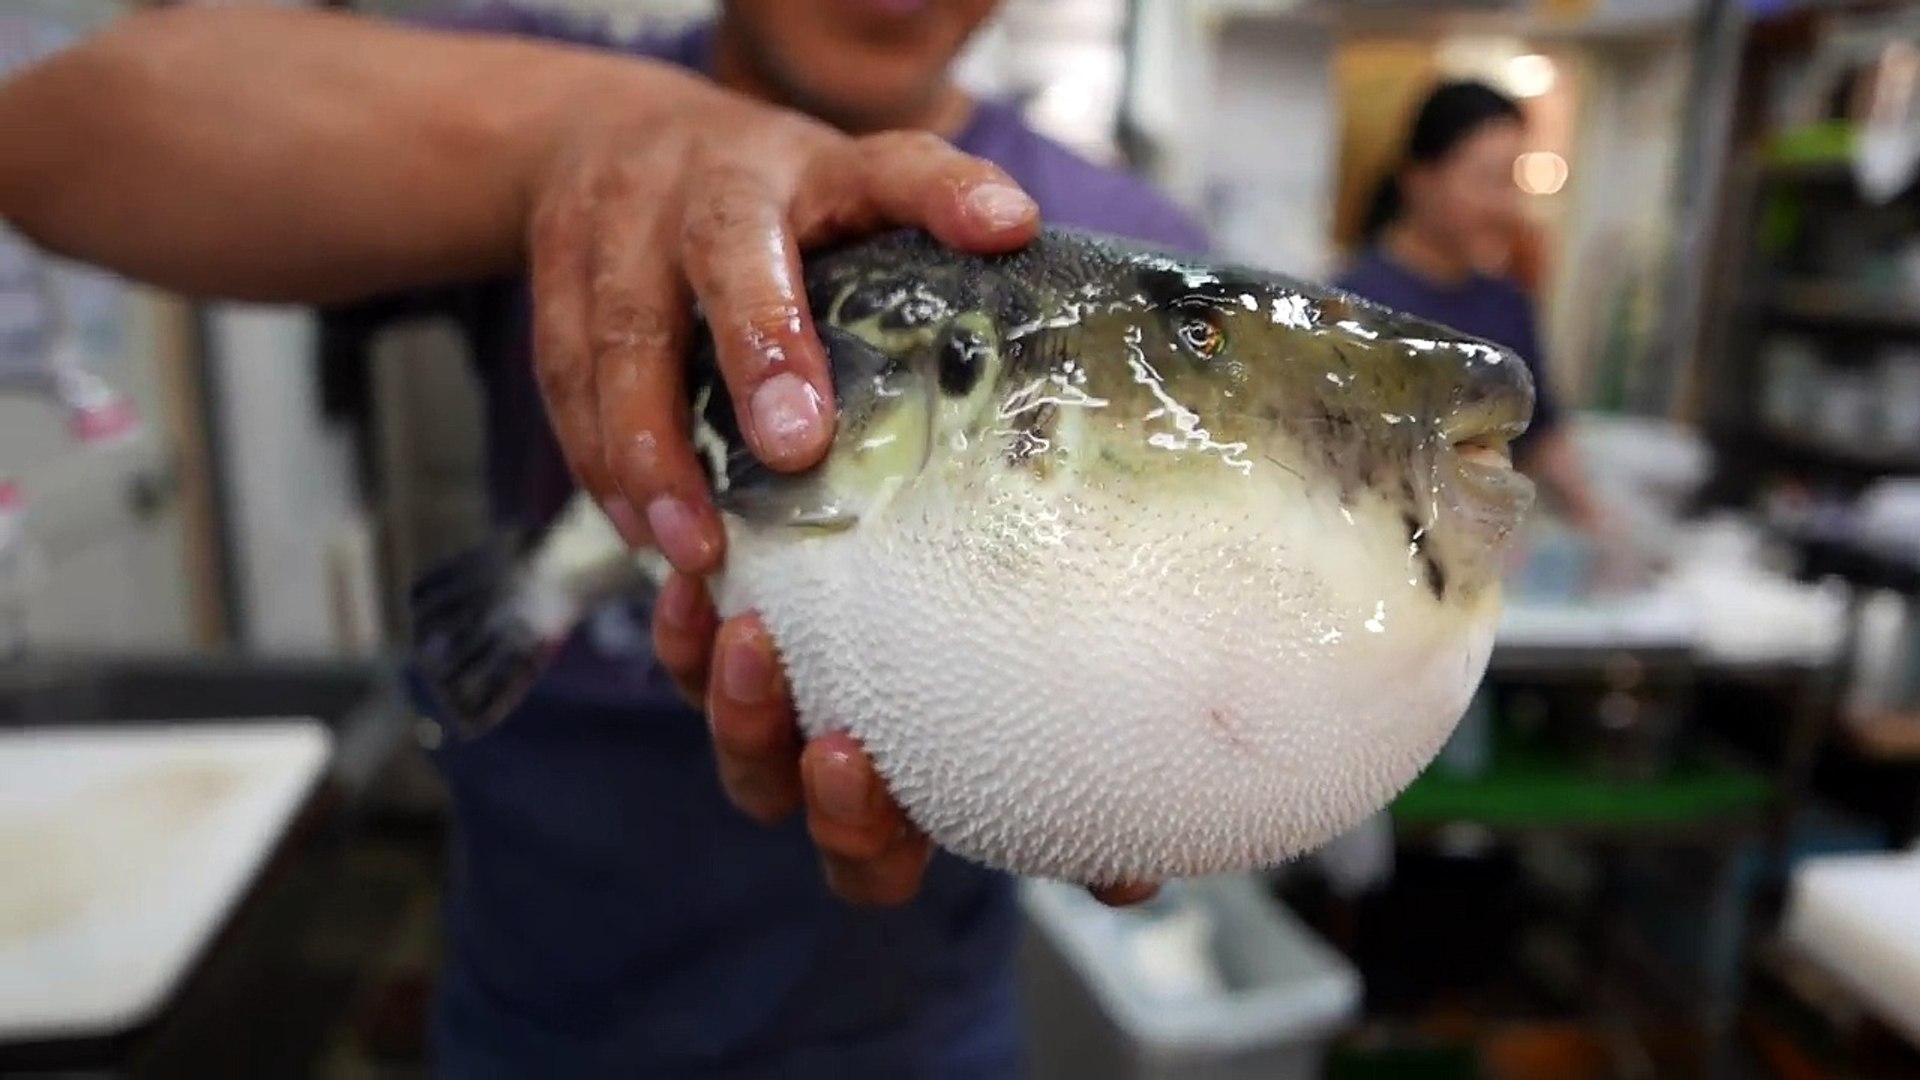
[683,226,1535,607]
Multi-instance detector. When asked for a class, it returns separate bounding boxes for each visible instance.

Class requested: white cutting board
[1783,848,1920,1049]
[0,720,332,1043]
[1497,588,1698,651]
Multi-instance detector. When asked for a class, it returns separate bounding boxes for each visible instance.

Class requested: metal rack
[1680,2,1920,1071]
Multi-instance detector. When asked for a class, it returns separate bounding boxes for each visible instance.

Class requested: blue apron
[407,623,1028,1078]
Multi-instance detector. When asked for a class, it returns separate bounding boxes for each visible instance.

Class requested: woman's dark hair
[1361,79,1525,243]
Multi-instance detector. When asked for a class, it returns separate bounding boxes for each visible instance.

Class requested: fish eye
[1177,312,1225,358]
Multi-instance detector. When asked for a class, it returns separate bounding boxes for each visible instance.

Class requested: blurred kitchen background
[3,0,1920,1076]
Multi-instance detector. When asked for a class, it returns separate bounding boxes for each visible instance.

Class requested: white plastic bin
[1018,873,1362,1080]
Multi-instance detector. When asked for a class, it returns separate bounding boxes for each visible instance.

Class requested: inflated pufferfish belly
[408,227,1537,887]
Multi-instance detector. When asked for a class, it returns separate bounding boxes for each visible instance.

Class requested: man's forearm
[0,6,699,304]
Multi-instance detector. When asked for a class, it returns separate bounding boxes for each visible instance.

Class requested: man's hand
[523,93,1038,573]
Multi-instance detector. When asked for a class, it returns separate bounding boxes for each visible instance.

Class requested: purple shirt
[349,7,1213,1077]
[1334,246,1562,457]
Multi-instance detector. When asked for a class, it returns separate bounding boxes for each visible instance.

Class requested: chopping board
[0,720,332,1044]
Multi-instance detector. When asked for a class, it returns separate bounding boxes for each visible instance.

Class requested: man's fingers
[651,570,718,708]
[679,164,836,476]
[800,733,933,905]
[704,615,934,907]
[530,195,633,535]
[588,198,724,575]
[799,732,910,862]
[705,612,803,824]
[793,131,1040,253]
[820,832,934,908]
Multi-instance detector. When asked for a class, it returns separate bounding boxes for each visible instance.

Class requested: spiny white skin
[708,444,1502,887]
[501,232,1534,886]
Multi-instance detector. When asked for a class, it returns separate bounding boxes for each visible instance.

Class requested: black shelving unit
[1684,5,1920,1072]
[1767,280,1920,336]
[1688,0,1920,779]
[1691,2,1920,511]
[1746,421,1920,477]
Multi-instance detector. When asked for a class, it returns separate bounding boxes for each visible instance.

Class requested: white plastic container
[1781,846,1920,1048]
[1018,874,1362,1080]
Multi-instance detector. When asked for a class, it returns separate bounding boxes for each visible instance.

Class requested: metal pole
[1648,0,1751,420]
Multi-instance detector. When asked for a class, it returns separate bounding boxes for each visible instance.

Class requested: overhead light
[1506,53,1557,98]
[1030,78,1098,126]
[1514,151,1569,195]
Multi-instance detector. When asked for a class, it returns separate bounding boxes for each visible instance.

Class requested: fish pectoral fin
[406,492,658,740]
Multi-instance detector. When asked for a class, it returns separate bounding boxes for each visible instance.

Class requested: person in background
[1337,79,1606,533]
[0,2,1208,1076]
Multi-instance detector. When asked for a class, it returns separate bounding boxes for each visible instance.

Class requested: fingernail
[645,496,712,571]
[749,373,827,463]
[966,182,1037,231]
[601,496,648,548]
[810,748,872,824]
[720,635,775,706]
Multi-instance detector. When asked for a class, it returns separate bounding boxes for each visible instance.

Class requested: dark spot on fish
[993,287,1040,331]
[837,276,909,324]
[1135,267,1198,311]
[879,290,946,332]
[1002,327,1067,384]
[1423,553,1448,600]
[939,324,991,397]
[1005,400,1057,467]
[1135,266,1246,319]
[1260,403,1282,423]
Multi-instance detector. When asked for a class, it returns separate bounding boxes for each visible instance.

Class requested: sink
[0,650,418,805]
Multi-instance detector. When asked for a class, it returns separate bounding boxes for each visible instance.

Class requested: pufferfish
[408,226,1536,888]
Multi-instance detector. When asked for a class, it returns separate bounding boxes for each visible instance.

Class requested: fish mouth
[1453,437,1512,470]
[1441,414,1535,513]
